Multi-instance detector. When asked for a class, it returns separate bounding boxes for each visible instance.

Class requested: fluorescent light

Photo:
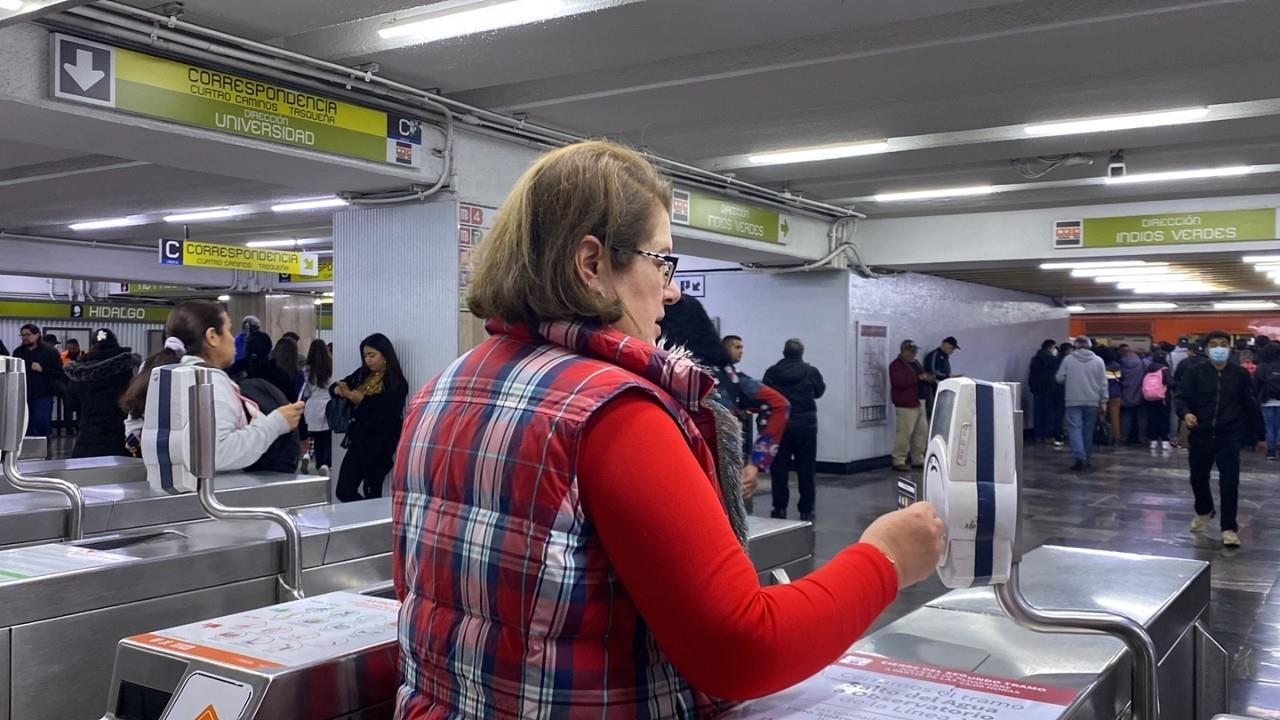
[1105,166,1252,185]
[1123,284,1216,294]
[69,217,135,231]
[313,249,334,256]
[245,238,327,248]
[271,197,348,212]
[1024,107,1209,137]
[1070,265,1171,277]
[1066,305,1086,312]
[217,294,231,302]
[1039,261,1153,270]
[1244,255,1280,263]
[1118,302,1179,310]
[322,291,334,298]
[379,0,568,40]
[1096,274,1193,284]
[747,141,890,166]
[873,185,993,202]
[0,0,24,11]
[163,208,235,222]
[1215,301,1278,310]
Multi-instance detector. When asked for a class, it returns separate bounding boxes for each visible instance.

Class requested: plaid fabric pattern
[393,319,735,719]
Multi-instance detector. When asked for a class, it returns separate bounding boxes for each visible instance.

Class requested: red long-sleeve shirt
[578,393,898,701]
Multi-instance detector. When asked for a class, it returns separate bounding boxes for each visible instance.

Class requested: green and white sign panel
[1054,208,1278,249]
[0,300,170,324]
[51,33,425,168]
[671,188,791,244]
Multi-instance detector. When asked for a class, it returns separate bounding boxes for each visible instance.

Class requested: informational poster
[856,323,889,427]
[723,652,1077,720]
[130,592,400,672]
[458,203,496,312]
[1053,208,1277,249]
[0,544,132,582]
[160,672,252,720]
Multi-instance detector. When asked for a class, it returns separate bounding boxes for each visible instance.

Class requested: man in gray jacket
[1056,336,1108,472]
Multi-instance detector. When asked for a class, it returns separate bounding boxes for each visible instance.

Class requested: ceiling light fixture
[1038,261,1153,270]
[244,238,327,248]
[68,217,135,231]
[1244,255,1280,263]
[1118,302,1179,310]
[1023,107,1210,137]
[1066,305,1086,312]
[163,208,236,223]
[1104,166,1252,185]
[747,141,890,166]
[271,197,348,212]
[1215,301,1278,310]
[1122,284,1216,294]
[872,185,994,202]
[217,294,231,302]
[379,0,573,41]
[1070,265,1172,277]
[0,0,24,11]
[1095,273,1194,284]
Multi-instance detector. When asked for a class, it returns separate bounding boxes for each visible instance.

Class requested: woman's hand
[859,501,945,589]
[347,389,365,406]
[739,464,759,499]
[274,401,305,430]
[335,382,350,399]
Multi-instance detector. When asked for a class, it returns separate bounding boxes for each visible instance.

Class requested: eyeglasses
[631,249,680,286]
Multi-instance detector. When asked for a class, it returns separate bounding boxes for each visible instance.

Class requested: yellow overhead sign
[279,256,333,283]
[159,239,319,276]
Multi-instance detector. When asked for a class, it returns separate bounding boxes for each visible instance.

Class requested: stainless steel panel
[928,545,1209,659]
[1159,622,1197,720]
[15,437,46,461]
[9,456,144,490]
[1197,622,1230,720]
[297,498,392,564]
[0,630,10,720]
[746,516,814,576]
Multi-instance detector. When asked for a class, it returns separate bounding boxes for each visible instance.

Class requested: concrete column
[226,294,266,336]
[330,199,459,496]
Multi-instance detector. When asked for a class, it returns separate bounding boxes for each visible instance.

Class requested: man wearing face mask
[1028,339,1060,445]
[1176,330,1263,548]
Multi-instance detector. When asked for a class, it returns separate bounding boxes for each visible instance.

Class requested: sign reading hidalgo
[160,239,319,276]
[0,300,170,324]
[1054,208,1278,249]
[51,33,424,168]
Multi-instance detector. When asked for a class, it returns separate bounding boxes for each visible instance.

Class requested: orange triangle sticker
[195,705,220,720]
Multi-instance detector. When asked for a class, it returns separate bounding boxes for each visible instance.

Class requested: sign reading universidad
[1054,208,1278,249]
[160,239,319,276]
[671,188,791,244]
[50,33,424,168]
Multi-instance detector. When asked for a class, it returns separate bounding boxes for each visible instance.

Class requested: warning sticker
[722,652,1077,720]
[130,591,400,672]
[160,671,252,720]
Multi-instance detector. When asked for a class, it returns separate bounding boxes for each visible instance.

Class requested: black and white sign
[51,34,115,107]
[677,274,706,297]
[159,239,184,266]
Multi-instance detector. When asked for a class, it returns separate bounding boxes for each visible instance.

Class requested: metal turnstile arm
[1,453,85,540]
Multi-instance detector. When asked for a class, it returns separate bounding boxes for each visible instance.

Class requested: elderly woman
[391,140,943,718]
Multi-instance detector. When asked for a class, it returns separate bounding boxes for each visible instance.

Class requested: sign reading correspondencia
[1054,208,1277,249]
[51,33,424,168]
[160,239,319,276]
[671,188,791,244]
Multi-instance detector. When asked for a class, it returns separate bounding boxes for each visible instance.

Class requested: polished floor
[755,440,1280,719]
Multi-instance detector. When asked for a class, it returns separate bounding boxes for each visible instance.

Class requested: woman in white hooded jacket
[120,300,304,471]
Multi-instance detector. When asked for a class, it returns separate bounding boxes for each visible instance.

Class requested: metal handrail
[188,368,304,601]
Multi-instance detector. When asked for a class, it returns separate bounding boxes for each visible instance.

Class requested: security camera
[1108,150,1126,178]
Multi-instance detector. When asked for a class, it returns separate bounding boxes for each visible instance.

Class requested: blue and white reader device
[922,378,1019,588]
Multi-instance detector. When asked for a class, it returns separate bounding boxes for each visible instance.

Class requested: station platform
[756,441,1280,719]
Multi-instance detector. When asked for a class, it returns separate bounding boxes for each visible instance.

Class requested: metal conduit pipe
[188,368,305,601]
[0,357,86,540]
[60,1,856,219]
[995,565,1161,720]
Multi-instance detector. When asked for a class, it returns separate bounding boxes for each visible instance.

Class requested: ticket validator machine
[922,378,1161,720]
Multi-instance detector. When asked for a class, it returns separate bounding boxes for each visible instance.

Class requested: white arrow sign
[63,48,104,91]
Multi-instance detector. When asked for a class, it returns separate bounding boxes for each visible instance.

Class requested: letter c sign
[159,239,184,266]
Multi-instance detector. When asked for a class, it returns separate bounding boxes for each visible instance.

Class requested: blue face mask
[1208,347,1231,364]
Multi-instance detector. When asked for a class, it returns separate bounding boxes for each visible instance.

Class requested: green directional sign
[1055,208,1278,249]
[670,188,791,244]
[0,300,170,324]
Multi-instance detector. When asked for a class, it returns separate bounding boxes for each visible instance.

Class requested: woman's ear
[573,235,608,295]
[206,326,221,348]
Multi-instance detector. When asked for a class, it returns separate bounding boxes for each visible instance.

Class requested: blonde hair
[467,140,672,325]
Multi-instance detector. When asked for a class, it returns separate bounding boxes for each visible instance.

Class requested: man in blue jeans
[1055,336,1108,472]
[12,324,65,438]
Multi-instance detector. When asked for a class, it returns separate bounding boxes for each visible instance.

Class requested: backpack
[326,395,353,434]
[1142,369,1166,402]
[1263,364,1280,402]
[237,377,300,474]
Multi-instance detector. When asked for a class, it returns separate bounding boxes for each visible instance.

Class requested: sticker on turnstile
[161,671,252,720]
[896,477,918,509]
[0,544,131,583]
[719,652,1077,720]
[130,592,400,672]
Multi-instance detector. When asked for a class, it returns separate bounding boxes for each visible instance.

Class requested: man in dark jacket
[1176,330,1262,548]
[889,339,930,472]
[1028,339,1060,445]
[12,323,65,437]
[1118,346,1146,444]
[764,339,826,521]
[923,337,960,418]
